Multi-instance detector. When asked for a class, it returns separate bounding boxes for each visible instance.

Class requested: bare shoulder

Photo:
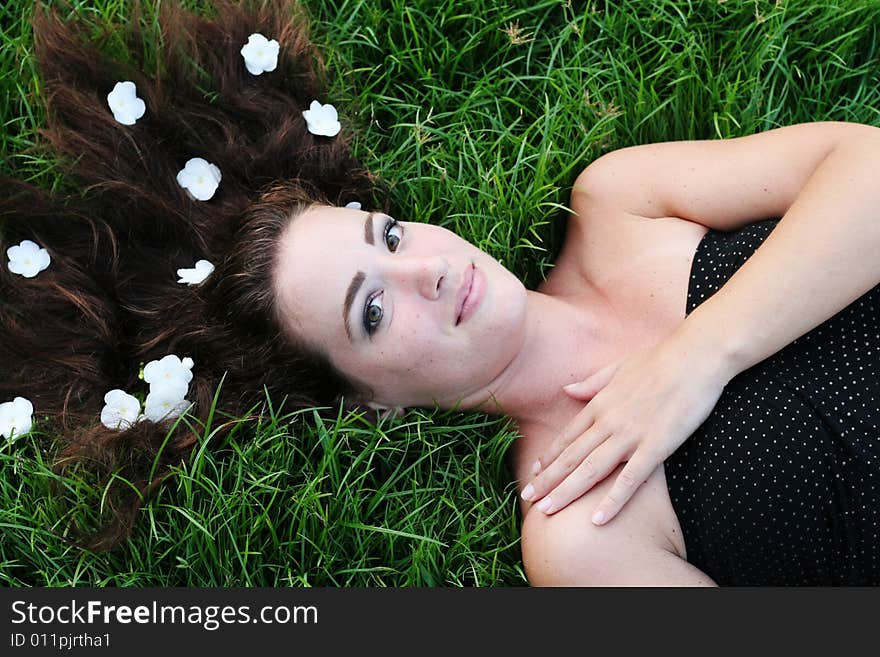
[511,421,688,562]
[540,185,708,309]
[538,190,646,295]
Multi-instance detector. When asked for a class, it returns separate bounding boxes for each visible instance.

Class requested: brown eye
[384,219,403,252]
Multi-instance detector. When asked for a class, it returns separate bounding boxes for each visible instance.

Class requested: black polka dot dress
[663,218,880,585]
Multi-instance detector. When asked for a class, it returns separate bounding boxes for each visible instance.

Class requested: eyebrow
[364,212,374,245]
[343,271,366,341]
[343,213,377,341]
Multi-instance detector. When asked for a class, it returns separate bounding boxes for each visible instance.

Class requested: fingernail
[563,383,576,392]
[531,459,541,475]
[521,483,535,501]
[591,510,605,525]
[536,497,553,513]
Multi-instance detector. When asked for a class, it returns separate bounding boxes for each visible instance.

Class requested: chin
[495,270,528,316]
[480,275,528,362]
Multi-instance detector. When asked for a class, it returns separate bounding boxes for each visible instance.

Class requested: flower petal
[114,81,136,99]
[244,60,264,75]
[0,396,34,439]
[302,101,341,137]
[176,158,221,201]
[101,389,141,430]
[148,378,189,400]
[37,249,51,271]
[107,81,146,126]
[12,397,33,417]
[144,354,194,390]
[241,33,280,75]
[144,389,191,422]
[177,259,214,285]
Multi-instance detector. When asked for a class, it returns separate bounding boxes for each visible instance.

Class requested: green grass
[2,0,880,587]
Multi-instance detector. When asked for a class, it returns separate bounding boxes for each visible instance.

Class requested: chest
[539,206,710,342]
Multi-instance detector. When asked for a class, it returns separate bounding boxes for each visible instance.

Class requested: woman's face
[274,206,528,408]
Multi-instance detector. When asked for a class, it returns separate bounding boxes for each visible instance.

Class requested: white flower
[344,201,362,210]
[100,389,142,430]
[143,388,191,423]
[0,396,34,440]
[107,81,146,126]
[143,355,194,391]
[302,100,340,137]
[147,378,189,403]
[240,33,280,75]
[177,259,215,286]
[176,158,222,201]
[7,239,50,278]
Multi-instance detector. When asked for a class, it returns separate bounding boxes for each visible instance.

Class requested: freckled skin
[274,205,528,408]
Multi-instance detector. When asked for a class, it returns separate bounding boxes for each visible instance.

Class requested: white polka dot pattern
[664,218,880,585]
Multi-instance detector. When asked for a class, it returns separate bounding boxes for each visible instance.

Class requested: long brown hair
[0,0,382,550]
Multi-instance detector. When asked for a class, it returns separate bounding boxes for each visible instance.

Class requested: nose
[384,254,449,300]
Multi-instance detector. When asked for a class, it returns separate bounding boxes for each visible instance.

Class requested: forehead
[274,205,367,345]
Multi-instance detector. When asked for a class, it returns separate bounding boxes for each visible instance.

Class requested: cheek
[388,310,444,361]
[333,312,441,383]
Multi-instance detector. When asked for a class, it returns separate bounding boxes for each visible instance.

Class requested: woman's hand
[521,330,736,526]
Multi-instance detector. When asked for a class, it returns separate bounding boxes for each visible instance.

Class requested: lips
[454,263,475,326]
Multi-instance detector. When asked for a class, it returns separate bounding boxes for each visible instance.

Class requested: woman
[513,128,880,586]
[2,1,878,585]
[275,122,880,587]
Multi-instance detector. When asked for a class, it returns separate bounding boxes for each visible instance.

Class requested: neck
[457,285,641,433]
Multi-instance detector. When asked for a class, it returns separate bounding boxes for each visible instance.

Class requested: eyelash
[362,218,404,336]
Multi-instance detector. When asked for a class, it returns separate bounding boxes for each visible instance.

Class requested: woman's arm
[673,125,880,378]
[575,120,880,232]
[523,122,880,524]
[579,119,880,372]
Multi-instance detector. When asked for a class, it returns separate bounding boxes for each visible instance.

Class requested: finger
[562,359,620,401]
[532,439,622,514]
[531,404,596,476]
[590,449,657,526]
[522,423,609,503]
